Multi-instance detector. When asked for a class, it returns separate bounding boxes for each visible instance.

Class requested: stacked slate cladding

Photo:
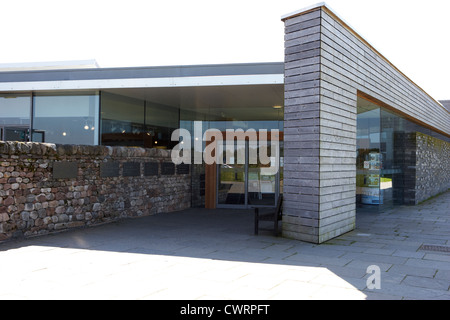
[282,4,449,243]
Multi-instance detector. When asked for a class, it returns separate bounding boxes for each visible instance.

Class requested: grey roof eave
[0,62,284,83]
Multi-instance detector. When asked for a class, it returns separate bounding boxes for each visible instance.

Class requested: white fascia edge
[281,2,327,20]
[0,74,284,92]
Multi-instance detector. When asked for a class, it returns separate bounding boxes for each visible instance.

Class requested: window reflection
[356,105,381,207]
[146,101,179,149]
[100,92,145,147]
[32,92,99,145]
[0,94,31,142]
[357,95,449,211]
[100,92,179,149]
[181,119,284,208]
[0,94,31,126]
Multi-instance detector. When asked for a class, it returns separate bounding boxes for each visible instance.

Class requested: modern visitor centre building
[0,3,449,243]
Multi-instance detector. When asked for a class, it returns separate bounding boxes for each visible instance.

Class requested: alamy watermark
[366,265,381,290]
[171,121,280,175]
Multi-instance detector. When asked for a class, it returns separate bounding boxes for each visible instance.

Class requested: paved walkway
[0,191,449,300]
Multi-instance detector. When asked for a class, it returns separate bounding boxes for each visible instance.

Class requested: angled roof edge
[281,2,449,115]
[281,2,326,21]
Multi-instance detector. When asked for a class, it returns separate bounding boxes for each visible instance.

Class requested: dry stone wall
[0,141,191,240]
[415,133,450,204]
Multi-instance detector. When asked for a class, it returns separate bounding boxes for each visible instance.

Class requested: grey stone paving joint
[0,191,449,300]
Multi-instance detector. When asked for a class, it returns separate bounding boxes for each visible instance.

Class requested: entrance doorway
[216,140,282,209]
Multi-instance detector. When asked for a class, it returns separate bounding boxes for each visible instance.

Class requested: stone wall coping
[0,141,172,158]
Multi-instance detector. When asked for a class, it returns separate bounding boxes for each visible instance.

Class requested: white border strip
[0,74,284,92]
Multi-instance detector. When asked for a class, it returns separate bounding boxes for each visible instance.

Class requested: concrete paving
[0,191,449,300]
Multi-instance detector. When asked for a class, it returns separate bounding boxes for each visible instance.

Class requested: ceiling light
[273,105,283,109]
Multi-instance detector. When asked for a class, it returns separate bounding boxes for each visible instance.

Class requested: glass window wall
[356,101,381,207]
[180,105,284,208]
[380,108,409,206]
[32,92,99,145]
[0,94,31,126]
[357,95,450,212]
[0,94,31,142]
[145,101,179,149]
[100,92,145,147]
[100,92,180,149]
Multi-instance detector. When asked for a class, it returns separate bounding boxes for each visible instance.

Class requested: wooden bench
[254,195,283,236]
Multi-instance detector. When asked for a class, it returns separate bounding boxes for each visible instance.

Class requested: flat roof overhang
[0,62,285,122]
[0,62,284,92]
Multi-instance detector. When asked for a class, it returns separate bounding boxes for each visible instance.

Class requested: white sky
[0,0,449,100]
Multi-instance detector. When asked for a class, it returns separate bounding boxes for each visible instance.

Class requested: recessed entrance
[217,139,282,209]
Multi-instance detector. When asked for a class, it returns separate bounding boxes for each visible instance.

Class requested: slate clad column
[282,6,356,243]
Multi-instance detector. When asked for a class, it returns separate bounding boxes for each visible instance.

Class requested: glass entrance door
[217,140,280,208]
[248,142,278,207]
[218,141,246,206]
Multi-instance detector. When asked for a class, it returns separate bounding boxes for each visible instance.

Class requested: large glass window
[380,108,408,206]
[145,101,179,149]
[356,101,381,207]
[0,94,31,142]
[357,95,449,211]
[100,92,180,149]
[181,115,284,208]
[0,94,31,126]
[32,92,99,145]
[100,92,145,147]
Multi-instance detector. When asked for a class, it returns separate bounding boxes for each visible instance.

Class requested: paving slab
[0,191,449,300]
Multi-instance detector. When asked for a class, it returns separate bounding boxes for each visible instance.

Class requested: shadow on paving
[1,208,287,259]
